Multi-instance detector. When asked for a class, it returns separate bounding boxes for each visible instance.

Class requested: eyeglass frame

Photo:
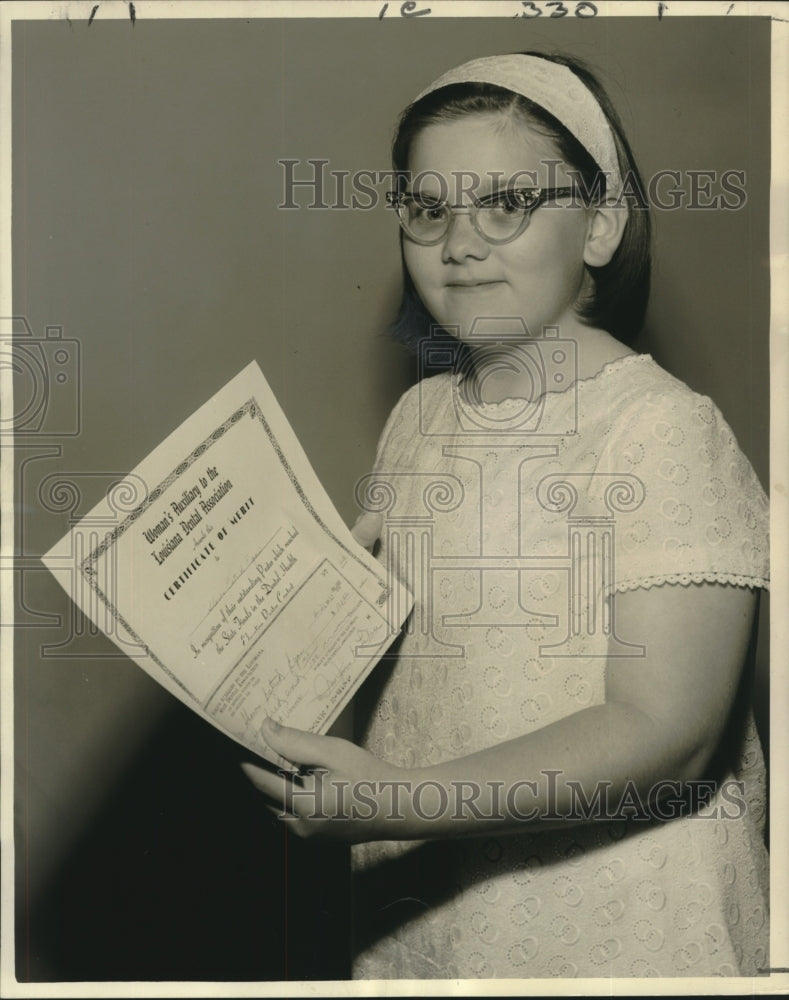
[385,185,579,247]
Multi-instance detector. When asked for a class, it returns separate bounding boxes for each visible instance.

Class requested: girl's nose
[441,210,490,263]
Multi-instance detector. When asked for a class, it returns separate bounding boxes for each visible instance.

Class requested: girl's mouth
[446,280,504,289]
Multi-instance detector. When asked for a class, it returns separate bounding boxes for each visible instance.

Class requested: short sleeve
[370,374,449,473]
[598,386,769,593]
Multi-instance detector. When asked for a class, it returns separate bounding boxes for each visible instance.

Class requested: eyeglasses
[386,186,577,246]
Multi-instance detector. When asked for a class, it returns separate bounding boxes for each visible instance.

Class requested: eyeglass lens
[392,188,575,246]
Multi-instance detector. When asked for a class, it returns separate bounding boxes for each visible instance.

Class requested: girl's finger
[240,760,294,803]
[262,802,299,824]
[241,761,321,818]
[351,512,383,550]
[261,717,340,768]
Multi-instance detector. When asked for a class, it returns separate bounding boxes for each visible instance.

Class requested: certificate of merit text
[43,363,413,766]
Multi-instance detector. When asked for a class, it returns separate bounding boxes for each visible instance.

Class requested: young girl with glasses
[244,52,769,980]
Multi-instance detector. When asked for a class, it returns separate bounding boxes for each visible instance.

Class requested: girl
[244,52,769,979]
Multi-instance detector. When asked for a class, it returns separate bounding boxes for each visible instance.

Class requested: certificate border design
[77,395,390,697]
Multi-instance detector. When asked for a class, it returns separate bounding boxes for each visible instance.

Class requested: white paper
[42,361,412,766]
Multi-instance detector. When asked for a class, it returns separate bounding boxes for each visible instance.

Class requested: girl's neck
[464,325,636,404]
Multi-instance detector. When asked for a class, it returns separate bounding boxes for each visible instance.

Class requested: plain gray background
[11,12,771,982]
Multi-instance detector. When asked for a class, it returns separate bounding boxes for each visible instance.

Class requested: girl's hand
[241,515,385,842]
[241,718,404,843]
[350,512,382,553]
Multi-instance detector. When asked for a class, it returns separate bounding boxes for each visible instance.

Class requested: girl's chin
[447,316,532,344]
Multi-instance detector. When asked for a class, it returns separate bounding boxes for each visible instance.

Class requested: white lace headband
[414,54,623,196]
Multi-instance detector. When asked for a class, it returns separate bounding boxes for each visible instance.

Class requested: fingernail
[240,762,262,786]
[263,716,280,731]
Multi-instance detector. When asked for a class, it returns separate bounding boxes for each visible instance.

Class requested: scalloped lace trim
[611,572,770,593]
[576,350,650,389]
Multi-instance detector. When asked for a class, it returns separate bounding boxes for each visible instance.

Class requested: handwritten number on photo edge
[379,1,432,17]
[515,1,598,16]
[401,1,432,14]
[378,0,598,17]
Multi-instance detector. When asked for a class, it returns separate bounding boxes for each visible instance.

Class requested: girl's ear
[583,205,628,268]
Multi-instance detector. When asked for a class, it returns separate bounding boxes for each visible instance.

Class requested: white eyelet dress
[351,353,769,980]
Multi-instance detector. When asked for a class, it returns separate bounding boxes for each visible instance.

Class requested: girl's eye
[411,201,448,223]
[484,192,530,215]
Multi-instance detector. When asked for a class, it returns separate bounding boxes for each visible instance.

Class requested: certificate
[42,362,412,767]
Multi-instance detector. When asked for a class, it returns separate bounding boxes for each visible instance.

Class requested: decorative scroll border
[77,396,388,702]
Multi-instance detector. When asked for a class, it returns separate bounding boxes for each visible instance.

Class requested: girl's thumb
[351,512,383,550]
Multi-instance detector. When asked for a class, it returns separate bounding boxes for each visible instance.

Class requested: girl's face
[403,114,593,343]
